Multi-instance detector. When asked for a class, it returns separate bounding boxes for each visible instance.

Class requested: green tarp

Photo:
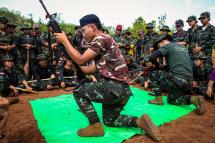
[30,87,195,143]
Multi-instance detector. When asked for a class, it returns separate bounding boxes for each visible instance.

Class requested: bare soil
[5,88,215,143]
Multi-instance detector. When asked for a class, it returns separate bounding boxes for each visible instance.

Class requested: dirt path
[5,88,215,143]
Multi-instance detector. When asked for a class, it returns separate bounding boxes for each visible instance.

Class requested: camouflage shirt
[87,34,130,83]
[0,32,17,56]
[172,30,189,44]
[194,24,215,55]
[144,32,159,53]
[112,34,124,44]
[193,63,212,82]
[187,25,201,54]
[0,67,26,87]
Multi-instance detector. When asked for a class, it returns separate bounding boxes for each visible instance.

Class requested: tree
[131,16,147,39]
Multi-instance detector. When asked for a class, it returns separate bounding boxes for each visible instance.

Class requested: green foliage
[131,16,147,39]
[0,7,76,34]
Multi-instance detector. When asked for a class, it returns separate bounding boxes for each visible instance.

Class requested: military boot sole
[195,96,206,115]
[139,114,161,142]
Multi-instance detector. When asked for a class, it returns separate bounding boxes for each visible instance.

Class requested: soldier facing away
[148,35,206,115]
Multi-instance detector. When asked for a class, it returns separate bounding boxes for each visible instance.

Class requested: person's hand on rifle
[54,31,68,44]
[51,43,57,49]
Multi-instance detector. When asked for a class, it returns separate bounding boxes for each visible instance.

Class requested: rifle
[39,0,87,85]
[47,26,54,72]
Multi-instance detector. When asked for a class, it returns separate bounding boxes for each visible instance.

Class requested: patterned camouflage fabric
[194,24,215,63]
[172,30,189,46]
[187,25,201,55]
[74,34,138,127]
[144,32,159,54]
[0,67,26,96]
[149,70,192,105]
[192,62,212,96]
[149,42,193,105]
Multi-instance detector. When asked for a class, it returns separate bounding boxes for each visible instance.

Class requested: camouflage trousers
[149,70,192,105]
[73,79,138,127]
[191,81,207,96]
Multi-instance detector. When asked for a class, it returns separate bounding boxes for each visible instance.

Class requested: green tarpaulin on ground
[30,87,195,143]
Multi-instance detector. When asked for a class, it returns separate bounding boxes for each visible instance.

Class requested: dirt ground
[5,87,215,143]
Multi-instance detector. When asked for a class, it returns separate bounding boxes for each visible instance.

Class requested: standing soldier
[0,16,8,60]
[5,23,20,65]
[17,24,36,79]
[172,19,189,47]
[160,25,171,36]
[0,17,17,69]
[144,23,159,55]
[194,12,215,65]
[186,15,200,57]
[135,30,145,63]
[32,23,43,55]
[122,30,135,57]
[113,24,124,54]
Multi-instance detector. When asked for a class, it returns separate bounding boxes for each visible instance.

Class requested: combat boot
[77,122,104,137]
[191,96,206,115]
[148,96,164,105]
[137,114,161,142]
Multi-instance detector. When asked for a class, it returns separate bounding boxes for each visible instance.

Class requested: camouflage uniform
[194,24,215,63]
[149,42,193,105]
[144,23,159,54]
[122,31,135,57]
[0,31,18,67]
[32,54,56,90]
[74,34,138,127]
[0,56,27,96]
[172,31,189,46]
[191,53,212,96]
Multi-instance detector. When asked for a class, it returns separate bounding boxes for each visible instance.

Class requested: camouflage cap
[191,52,206,59]
[36,54,47,61]
[0,16,8,25]
[175,19,184,27]
[1,54,14,62]
[198,12,210,20]
[186,15,197,22]
[160,25,170,32]
[20,24,33,31]
[146,23,154,29]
